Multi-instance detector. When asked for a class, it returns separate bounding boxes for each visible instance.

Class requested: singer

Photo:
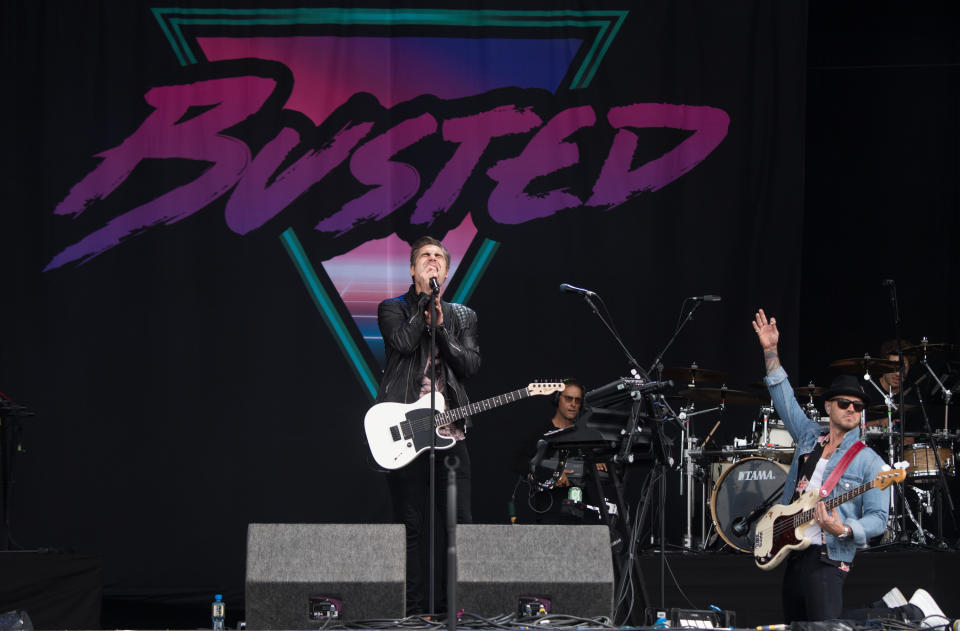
[375,236,481,615]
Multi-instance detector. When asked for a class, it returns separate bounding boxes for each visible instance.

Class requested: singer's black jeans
[386,441,472,616]
[782,545,848,622]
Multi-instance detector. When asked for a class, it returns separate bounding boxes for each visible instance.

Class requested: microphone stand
[884,280,909,542]
[428,284,440,615]
[730,482,785,541]
[647,299,706,378]
[445,455,460,631]
[647,298,705,552]
[570,290,653,619]
[572,291,696,614]
[581,294,648,379]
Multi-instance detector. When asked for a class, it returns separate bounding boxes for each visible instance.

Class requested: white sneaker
[909,589,949,628]
[883,587,908,608]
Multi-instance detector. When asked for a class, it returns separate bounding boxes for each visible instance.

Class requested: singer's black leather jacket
[375,285,481,422]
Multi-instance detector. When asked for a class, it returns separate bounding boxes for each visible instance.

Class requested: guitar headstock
[526,381,566,397]
[873,468,906,490]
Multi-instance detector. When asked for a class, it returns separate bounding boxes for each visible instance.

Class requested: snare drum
[905,443,955,480]
[755,420,794,463]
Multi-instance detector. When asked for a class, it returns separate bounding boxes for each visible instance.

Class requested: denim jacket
[765,367,889,562]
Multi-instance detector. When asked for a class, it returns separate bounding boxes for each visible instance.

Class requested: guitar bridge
[389,425,401,441]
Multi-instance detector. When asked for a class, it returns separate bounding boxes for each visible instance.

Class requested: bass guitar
[753,467,905,570]
[365,382,564,470]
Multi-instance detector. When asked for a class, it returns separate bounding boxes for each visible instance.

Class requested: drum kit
[670,338,959,553]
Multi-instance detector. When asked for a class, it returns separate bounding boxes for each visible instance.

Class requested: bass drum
[710,457,789,553]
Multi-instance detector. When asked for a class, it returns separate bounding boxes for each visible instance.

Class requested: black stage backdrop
[0,0,957,625]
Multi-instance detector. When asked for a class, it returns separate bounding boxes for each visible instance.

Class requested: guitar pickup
[390,425,401,441]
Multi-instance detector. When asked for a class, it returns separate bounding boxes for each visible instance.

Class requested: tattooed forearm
[764,348,781,374]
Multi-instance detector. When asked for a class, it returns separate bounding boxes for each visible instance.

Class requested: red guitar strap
[819,440,865,498]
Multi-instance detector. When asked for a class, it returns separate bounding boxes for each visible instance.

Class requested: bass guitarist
[376,235,481,616]
[752,309,888,622]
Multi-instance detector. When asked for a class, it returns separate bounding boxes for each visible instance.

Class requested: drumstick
[700,420,722,449]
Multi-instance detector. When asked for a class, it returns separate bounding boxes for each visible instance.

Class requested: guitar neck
[435,388,529,427]
[799,479,876,524]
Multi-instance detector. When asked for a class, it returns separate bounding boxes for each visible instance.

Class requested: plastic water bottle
[212,594,225,630]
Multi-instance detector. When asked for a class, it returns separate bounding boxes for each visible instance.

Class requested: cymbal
[830,356,898,373]
[662,365,727,383]
[866,403,919,414]
[902,342,958,355]
[679,387,765,406]
[795,385,826,397]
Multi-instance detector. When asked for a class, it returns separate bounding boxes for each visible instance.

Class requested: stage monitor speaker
[245,523,405,628]
[456,524,614,618]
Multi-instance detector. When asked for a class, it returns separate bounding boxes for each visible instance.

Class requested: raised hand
[752,309,779,350]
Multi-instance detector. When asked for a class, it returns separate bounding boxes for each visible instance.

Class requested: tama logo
[739,470,778,481]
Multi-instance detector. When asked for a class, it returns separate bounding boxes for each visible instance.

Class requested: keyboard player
[510,379,608,524]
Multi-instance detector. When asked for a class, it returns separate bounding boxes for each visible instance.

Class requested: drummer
[864,339,913,432]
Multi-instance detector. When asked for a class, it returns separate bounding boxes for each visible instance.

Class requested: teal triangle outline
[151,7,628,401]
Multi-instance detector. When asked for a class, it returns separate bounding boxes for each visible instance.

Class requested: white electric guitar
[364,382,564,470]
[753,467,905,570]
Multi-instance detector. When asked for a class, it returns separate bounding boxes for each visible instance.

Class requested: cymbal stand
[912,364,957,535]
[917,337,953,432]
[759,402,774,448]
[802,387,821,423]
[863,360,903,539]
[864,379,898,472]
[677,403,721,550]
[881,279,910,539]
[907,485,936,545]
[680,408,695,550]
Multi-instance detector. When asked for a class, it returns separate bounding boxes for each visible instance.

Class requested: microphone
[689,295,722,302]
[429,277,440,294]
[882,279,895,287]
[559,283,596,297]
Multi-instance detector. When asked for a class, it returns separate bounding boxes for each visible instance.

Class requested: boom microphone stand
[643,296,719,606]
[648,297,720,552]
[561,283,654,619]
[882,279,910,541]
[562,286,713,616]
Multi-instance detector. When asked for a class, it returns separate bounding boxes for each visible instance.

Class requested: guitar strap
[792,434,827,502]
[819,440,866,498]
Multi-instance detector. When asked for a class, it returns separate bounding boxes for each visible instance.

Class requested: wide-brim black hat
[823,374,869,401]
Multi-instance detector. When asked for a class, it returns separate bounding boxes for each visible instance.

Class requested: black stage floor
[637,547,958,628]
[2,548,957,629]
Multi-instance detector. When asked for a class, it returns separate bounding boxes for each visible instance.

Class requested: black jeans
[782,546,849,623]
[386,441,472,615]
